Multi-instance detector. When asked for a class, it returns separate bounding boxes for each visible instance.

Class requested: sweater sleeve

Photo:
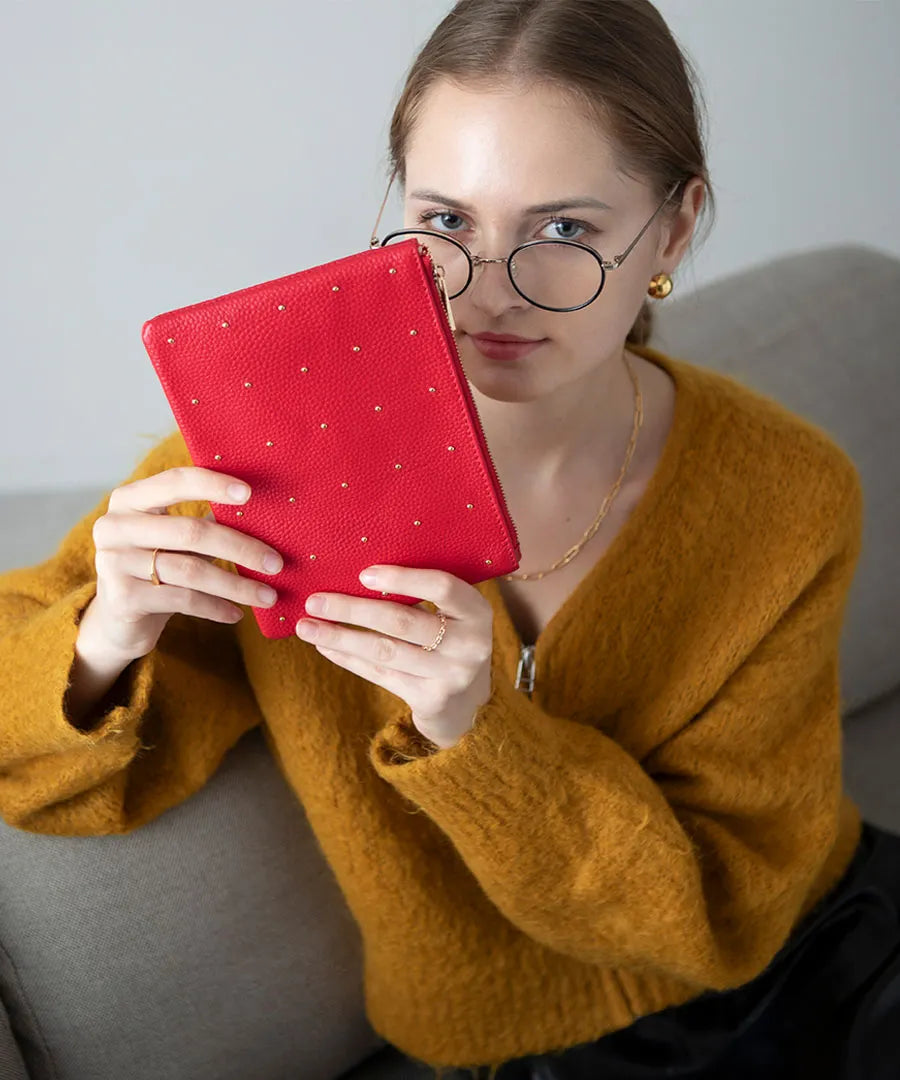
[367,467,865,992]
[0,430,264,836]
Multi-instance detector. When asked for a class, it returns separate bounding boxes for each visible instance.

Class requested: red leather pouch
[141,237,521,639]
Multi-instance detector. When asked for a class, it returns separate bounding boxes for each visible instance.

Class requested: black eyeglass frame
[369,165,682,313]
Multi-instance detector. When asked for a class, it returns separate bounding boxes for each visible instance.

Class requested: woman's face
[401,79,685,404]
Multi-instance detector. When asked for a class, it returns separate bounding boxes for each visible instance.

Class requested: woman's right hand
[83,466,285,659]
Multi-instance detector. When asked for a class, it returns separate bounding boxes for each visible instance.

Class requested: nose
[466,259,522,311]
[464,255,530,313]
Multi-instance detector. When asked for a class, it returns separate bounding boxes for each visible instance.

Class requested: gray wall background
[1,0,897,496]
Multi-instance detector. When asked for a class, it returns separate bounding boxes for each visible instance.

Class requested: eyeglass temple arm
[606,179,682,269]
[370,165,399,248]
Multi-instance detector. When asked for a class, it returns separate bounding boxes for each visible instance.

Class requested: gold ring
[421,610,447,652]
[150,548,162,586]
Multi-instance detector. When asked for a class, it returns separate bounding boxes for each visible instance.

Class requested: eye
[543,217,596,242]
[414,209,598,244]
[415,209,467,233]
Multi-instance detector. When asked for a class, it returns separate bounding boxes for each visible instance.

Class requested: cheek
[548,317,633,373]
[589,276,650,341]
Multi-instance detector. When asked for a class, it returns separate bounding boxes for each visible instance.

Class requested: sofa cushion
[654,242,900,716]
[0,985,29,1080]
[0,726,387,1080]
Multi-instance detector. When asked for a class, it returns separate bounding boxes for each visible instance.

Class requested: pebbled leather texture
[141,237,521,639]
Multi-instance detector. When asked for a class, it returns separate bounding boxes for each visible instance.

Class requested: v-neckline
[477,344,695,670]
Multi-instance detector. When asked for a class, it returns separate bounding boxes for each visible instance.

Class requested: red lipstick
[469,333,547,362]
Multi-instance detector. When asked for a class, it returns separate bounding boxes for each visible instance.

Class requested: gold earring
[647,273,673,299]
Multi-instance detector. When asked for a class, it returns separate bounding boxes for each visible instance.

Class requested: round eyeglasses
[370,166,681,313]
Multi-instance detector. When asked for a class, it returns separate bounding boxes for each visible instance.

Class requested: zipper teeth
[419,249,521,556]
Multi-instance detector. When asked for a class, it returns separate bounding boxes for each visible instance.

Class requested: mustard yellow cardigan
[0,344,866,1076]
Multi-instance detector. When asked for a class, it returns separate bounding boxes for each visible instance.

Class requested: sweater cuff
[21,581,157,751]
[368,658,527,777]
[372,714,444,763]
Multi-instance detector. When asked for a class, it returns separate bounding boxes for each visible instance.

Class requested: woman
[1,2,898,1079]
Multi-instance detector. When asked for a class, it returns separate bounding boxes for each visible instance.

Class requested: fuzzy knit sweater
[0,343,866,1076]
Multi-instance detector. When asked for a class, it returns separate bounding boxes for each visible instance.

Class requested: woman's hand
[296,565,494,749]
[85,466,285,661]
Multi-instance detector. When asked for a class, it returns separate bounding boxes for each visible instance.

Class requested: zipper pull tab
[514,644,536,696]
[433,265,458,335]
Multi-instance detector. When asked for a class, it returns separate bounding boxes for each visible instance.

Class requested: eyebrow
[407,189,614,214]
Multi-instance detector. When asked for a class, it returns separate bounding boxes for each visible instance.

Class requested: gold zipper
[422,247,521,557]
[432,265,457,333]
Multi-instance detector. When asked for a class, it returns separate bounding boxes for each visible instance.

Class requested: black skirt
[485,819,900,1080]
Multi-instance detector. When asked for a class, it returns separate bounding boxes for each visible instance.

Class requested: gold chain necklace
[501,350,643,582]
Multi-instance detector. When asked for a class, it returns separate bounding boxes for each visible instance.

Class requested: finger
[108,465,251,517]
[299,618,452,679]
[315,643,431,702]
[200,511,220,550]
[93,510,278,578]
[306,594,452,652]
[191,511,217,558]
[94,550,247,624]
[360,566,489,623]
[122,546,275,605]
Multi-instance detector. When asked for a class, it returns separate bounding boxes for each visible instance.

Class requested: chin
[461,361,549,405]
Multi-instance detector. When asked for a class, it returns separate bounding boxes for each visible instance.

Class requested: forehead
[403,79,626,211]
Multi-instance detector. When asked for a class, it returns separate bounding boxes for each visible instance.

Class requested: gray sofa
[1,243,898,1080]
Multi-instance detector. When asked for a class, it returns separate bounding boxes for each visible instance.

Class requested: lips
[471,332,544,344]
[468,335,546,362]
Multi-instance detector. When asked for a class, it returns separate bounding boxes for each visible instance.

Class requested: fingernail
[263,553,283,573]
[228,483,250,501]
[359,568,378,586]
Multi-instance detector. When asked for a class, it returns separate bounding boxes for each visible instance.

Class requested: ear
[656,176,706,271]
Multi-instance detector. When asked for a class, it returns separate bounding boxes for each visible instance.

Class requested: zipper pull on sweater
[514,644,536,696]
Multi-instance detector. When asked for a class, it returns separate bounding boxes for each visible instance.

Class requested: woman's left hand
[295,565,495,749]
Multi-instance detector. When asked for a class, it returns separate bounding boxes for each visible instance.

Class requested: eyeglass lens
[383,232,604,309]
